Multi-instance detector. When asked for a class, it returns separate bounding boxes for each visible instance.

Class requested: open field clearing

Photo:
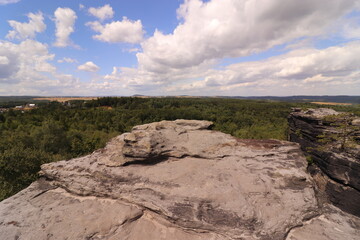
[310,102,353,106]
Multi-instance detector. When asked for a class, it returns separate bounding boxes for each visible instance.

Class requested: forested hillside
[0,97,359,200]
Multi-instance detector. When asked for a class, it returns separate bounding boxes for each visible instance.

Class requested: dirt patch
[310,102,352,106]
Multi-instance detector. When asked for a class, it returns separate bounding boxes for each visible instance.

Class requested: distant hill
[219,95,360,104]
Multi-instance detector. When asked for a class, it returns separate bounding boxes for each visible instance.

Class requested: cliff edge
[289,108,360,217]
[1,119,359,240]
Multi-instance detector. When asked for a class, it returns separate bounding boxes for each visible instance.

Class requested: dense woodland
[0,97,359,200]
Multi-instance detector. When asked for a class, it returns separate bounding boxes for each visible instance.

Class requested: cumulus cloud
[0,0,20,5]
[0,39,85,95]
[106,39,360,95]
[137,0,357,73]
[99,0,359,96]
[0,56,10,65]
[168,41,360,95]
[0,39,56,84]
[54,7,77,47]
[0,48,19,80]
[6,12,46,40]
[77,61,100,72]
[86,17,144,44]
[88,4,114,21]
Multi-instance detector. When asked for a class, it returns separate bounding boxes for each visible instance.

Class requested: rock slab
[1,120,359,240]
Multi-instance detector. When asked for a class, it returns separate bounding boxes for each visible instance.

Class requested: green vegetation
[317,113,360,151]
[305,155,314,165]
[0,97,359,200]
[0,96,49,108]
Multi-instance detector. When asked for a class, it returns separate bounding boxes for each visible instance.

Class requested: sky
[0,0,360,96]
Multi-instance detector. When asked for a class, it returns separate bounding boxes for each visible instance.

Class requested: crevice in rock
[313,160,359,192]
[87,211,145,239]
[283,213,322,240]
[121,153,231,167]
[122,155,170,166]
[29,178,58,199]
[31,187,58,200]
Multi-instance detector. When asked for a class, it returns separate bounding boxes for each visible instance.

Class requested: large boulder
[1,120,359,240]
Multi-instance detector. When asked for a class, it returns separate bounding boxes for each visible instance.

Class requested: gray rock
[288,108,360,217]
[352,118,360,126]
[1,120,359,240]
[302,108,340,118]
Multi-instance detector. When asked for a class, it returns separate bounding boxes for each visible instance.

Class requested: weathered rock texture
[1,119,360,240]
[288,108,360,217]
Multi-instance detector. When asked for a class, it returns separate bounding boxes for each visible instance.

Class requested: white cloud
[128,48,141,53]
[2,0,359,96]
[99,0,359,96]
[168,41,360,95]
[341,17,360,39]
[88,4,114,21]
[77,61,100,72]
[0,56,10,65]
[106,40,360,95]
[0,39,85,95]
[79,4,85,10]
[0,40,115,96]
[0,39,56,83]
[137,0,357,73]
[0,0,20,5]
[57,57,77,63]
[86,17,144,44]
[54,7,77,47]
[6,12,46,40]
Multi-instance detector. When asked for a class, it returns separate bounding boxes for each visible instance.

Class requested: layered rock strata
[288,108,360,217]
[1,120,359,240]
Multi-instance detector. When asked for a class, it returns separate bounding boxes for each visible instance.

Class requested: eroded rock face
[1,120,359,240]
[288,108,360,217]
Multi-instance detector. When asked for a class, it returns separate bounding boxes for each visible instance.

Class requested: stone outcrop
[1,120,360,240]
[288,108,360,217]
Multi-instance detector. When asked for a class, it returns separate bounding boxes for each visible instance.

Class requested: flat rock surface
[1,120,359,240]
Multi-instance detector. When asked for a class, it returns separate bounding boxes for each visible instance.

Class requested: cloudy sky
[0,0,359,96]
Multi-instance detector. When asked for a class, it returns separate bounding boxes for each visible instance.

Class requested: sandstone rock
[286,205,360,240]
[100,119,219,166]
[1,120,359,240]
[288,108,360,217]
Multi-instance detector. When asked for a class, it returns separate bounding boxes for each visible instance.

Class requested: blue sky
[0,0,359,96]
